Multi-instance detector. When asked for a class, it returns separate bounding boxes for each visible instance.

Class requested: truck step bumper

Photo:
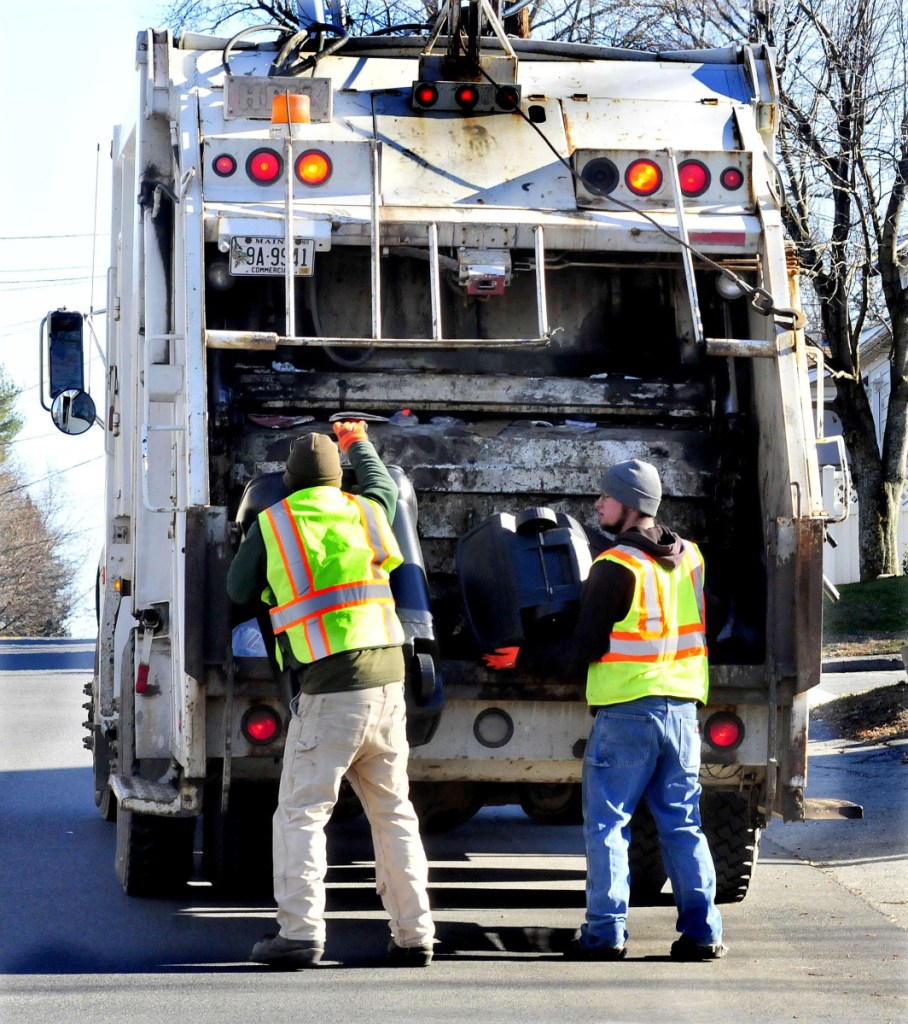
[801,797,863,820]
[110,773,200,815]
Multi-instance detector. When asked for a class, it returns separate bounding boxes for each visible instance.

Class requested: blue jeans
[581,696,723,949]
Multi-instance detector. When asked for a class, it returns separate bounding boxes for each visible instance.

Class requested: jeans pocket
[678,716,702,771]
[586,712,653,768]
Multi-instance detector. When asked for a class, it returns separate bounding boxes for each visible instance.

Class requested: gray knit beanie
[283,433,342,491]
[600,459,662,516]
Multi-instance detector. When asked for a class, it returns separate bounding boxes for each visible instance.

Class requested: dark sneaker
[387,939,434,967]
[670,935,728,961]
[250,933,324,968]
[563,936,627,961]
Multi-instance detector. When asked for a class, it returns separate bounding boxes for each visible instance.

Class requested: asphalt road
[1,669,905,1024]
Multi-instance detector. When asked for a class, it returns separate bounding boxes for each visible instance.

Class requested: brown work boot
[250,933,324,968]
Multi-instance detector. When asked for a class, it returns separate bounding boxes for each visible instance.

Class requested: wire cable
[465,46,806,331]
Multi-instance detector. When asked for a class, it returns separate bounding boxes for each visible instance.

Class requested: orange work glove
[332,419,368,452]
[483,647,520,670]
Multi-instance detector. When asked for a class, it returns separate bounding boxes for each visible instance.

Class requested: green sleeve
[346,439,399,523]
[226,519,268,605]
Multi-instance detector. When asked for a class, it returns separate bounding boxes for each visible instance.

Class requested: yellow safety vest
[259,487,404,668]
[586,540,709,706]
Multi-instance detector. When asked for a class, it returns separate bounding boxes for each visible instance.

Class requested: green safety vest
[259,487,404,668]
[586,540,709,706]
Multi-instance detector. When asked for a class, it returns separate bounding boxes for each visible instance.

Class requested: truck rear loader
[41,3,860,901]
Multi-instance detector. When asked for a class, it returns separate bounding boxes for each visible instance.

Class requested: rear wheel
[700,790,762,903]
[203,779,277,895]
[92,724,117,823]
[113,629,196,897]
[115,809,196,897]
[519,783,583,826]
[628,800,668,903]
[409,781,485,833]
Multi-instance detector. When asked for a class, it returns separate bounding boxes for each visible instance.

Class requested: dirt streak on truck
[44,5,859,901]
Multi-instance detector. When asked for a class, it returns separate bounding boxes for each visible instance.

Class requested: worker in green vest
[228,424,434,968]
[485,459,726,962]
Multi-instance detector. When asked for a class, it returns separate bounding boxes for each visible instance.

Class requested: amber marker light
[625,159,663,196]
[295,150,332,186]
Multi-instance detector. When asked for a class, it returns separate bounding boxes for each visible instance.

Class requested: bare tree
[156,0,907,577]
[0,370,83,635]
[764,0,907,578]
[0,476,75,636]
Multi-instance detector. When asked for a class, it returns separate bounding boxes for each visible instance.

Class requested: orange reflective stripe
[271,579,397,632]
[265,501,315,598]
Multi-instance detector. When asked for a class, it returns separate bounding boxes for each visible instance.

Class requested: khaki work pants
[273,682,434,948]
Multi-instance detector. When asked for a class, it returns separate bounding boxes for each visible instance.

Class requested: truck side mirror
[46,309,86,399]
[40,308,96,434]
[51,388,96,436]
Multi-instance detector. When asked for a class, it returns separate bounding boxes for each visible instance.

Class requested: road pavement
[0,667,905,1024]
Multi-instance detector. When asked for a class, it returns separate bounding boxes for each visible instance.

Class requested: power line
[0,455,104,498]
[0,233,110,241]
[0,274,105,286]
[0,265,96,274]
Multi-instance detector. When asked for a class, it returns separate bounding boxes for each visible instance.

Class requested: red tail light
[720,167,745,191]
[241,706,283,745]
[213,154,237,178]
[296,150,332,187]
[704,712,744,751]
[625,159,663,196]
[495,86,520,110]
[246,148,283,185]
[678,160,710,197]
[413,83,439,108]
[455,85,480,111]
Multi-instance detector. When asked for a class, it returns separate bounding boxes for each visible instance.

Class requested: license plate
[229,236,315,277]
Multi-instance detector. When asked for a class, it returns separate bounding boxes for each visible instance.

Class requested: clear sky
[0,1,160,634]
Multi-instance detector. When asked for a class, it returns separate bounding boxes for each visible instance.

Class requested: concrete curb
[821,653,907,674]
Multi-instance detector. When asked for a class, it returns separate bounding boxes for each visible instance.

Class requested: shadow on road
[0,768,588,974]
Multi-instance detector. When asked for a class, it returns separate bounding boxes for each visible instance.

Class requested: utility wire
[0,456,104,498]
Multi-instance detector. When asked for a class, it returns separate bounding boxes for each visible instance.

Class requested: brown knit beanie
[283,433,342,491]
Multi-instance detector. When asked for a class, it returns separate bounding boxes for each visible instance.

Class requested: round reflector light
[455,85,480,111]
[678,159,710,197]
[625,159,663,196]
[414,83,438,107]
[473,707,514,749]
[241,706,282,745]
[296,149,332,187]
[213,154,237,178]
[720,167,745,191]
[581,157,620,196]
[704,712,744,751]
[495,86,520,110]
[246,148,283,185]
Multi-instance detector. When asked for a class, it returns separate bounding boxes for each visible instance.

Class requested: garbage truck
[42,3,860,899]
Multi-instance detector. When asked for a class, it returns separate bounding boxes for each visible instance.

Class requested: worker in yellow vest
[228,424,434,968]
[485,459,726,961]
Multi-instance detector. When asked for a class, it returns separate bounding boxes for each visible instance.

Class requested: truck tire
[519,783,583,826]
[113,630,196,897]
[700,790,761,903]
[92,724,117,823]
[409,781,485,833]
[115,808,196,897]
[203,779,277,895]
[629,800,668,903]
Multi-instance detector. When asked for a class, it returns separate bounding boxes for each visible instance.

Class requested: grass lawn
[822,575,908,657]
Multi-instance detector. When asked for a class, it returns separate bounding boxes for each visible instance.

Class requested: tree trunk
[831,376,891,579]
